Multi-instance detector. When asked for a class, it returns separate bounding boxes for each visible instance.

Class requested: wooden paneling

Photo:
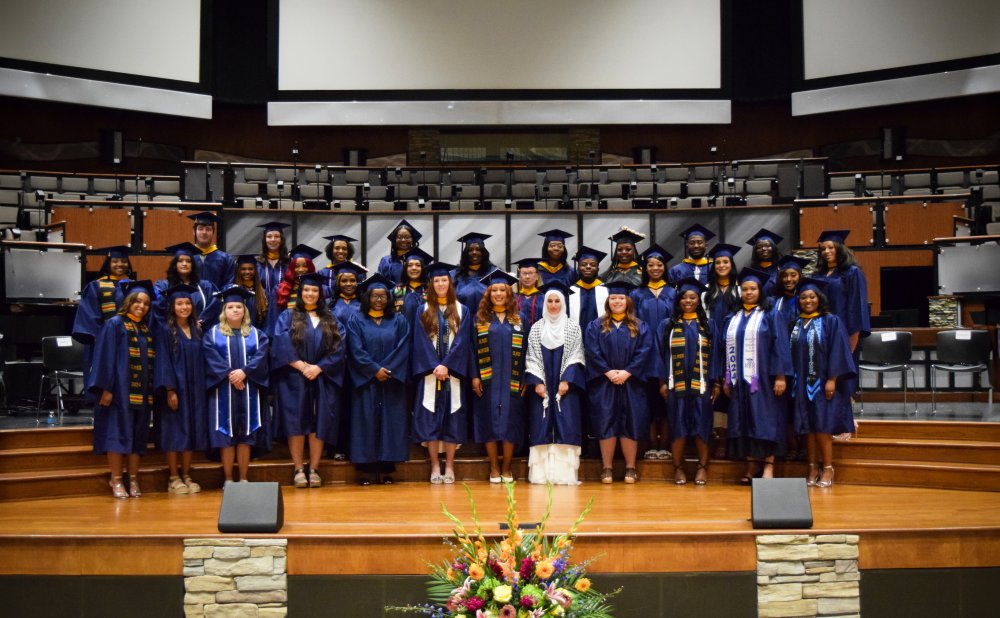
[853,249,934,315]
[798,204,874,249]
[142,208,212,251]
[52,207,130,248]
[884,201,965,246]
[129,255,173,283]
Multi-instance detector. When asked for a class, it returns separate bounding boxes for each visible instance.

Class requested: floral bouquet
[388,483,617,617]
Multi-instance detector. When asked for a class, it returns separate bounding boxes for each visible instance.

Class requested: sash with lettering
[209,325,266,437]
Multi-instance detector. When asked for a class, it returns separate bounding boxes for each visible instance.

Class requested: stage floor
[3,481,999,576]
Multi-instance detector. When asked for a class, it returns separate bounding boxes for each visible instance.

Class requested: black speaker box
[218,482,284,533]
[751,478,813,529]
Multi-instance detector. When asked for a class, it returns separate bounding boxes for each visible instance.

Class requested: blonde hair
[218,303,252,336]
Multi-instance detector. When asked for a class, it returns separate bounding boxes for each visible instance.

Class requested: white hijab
[540,289,568,350]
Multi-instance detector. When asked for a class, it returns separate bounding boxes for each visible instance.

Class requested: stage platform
[2,481,999,577]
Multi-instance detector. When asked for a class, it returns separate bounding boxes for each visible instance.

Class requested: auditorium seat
[577,169,601,183]
[663,167,690,182]
[366,200,395,211]
[61,177,89,194]
[274,168,296,182]
[482,169,507,183]
[750,163,778,179]
[544,169,568,184]
[27,175,58,191]
[345,169,370,184]
[656,181,684,197]
[746,179,773,194]
[153,180,180,196]
[511,184,536,200]
[449,170,476,184]
[746,195,774,205]
[122,179,146,195]
[692,165,717,181]
[686,181,714,196]
[413,170,440,185]
[903,173,931,192]
[299,184,328,208]
[152,195,179,202]
[606,168,631,183]
[92,178,118,194]
[243,167,269,182]
[303,168,329,184]
[634,168,657,182]
[233,182,260,199]
[633,182,655,199]
[936,170,966,188]
[829,176,855,193]
[483,183,508,199]
[121,194,149,202]
[512,169,537,183]
[865,174,890,192]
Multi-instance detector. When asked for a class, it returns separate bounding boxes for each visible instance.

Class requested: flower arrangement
[388,483,618,617]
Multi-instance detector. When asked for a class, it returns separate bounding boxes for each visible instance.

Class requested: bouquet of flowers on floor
[388,483,618,617]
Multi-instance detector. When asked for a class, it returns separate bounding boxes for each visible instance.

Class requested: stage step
[855,420,1000,442]
[0,426,94,450]
[834,437,1000,465]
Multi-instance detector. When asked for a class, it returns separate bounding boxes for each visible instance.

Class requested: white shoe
[643,449,659,460]
[658,449,672,460]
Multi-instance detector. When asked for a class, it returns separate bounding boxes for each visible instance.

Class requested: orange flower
[574,577,591,593]
[468,563,485,581]
[535,560,555,579]
[446,568,456,581]
[477,548,488,562]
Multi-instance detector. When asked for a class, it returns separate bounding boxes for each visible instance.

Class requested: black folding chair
[35,335,85,425]
[931,330,994,415]
[857,331,918,415]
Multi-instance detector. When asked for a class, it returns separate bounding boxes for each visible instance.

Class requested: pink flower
[520,595,535,609]
[520,557,534,580]
[499,605,517,618]
[465,597,485,612]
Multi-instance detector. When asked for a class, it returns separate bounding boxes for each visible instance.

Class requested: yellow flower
[535,559,555,579]
[446,568,456,581]
[574,578,591,593]
[468,563,485,581]
[493,584,513,603]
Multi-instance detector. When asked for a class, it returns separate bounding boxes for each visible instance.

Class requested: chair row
[827,168,999,199]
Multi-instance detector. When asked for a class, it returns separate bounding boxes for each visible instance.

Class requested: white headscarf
[540,289,568,350]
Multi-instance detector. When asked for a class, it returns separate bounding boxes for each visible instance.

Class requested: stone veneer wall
[928,296,960,328]
[183,538,287,618]
[756,534,860,618]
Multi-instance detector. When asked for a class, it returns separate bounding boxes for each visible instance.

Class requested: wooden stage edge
[2,483,999,576]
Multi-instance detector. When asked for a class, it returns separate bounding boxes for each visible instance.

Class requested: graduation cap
[511,257,541,271]
[457,232,491,248]
[402,247,434,264]
[777,255,810,272]
[357,273,393,293]
[539,280,575,298]
[640,244,673,264]
[323,234,357,244]
[678,223,716,242]
[479,268,518,286]
[707,243,741,259]
[817,229,851,245]
[97,245,132,259]
[746,228,784,247]
[608,228,645,246]
[235,254,258,266]
[257,221,290,232]
[798,277,829,295]
[122,279,153,296]
[215,285,254,304]
[603,280,639,295]
[425,261,457,279]
[288,244,322,261]
[538,229,574,243]
[674,276,707,296]
[331,261,368,278]
[163,283,199,299]
[736,267,770,286]
[572,245,608,264]
[298,272,327,289]
[387,219,422,242]
[164,242,200,257]
[187,211,221,226]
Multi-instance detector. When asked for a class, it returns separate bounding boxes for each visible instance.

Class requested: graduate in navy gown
[470,269,526,483]
[271,273,346,488]
[630,244,676,462]
[584,280,655,484]
[668,223,715,285]
[453,232,498,311]
[703,243,742,458]
[411,262,474,484]
[329,261,366,329]
[234,254,269,330]
[377,219,421,284]
[746,228,785,299]
[599,228,644,286]
[72,245,132,403]
[188,211,235,290]
[346,274,411,485]
[513,257,545,333]
[568,245,609,328]
[254,221,290,297]
[657,278,714,486]
[714,268,793,484]
[770,255,810,332]
[203,286,271,483]
[90,280,154,499]
[153,242,219,331]
[789,278,857,488]
[535,228,576,287]
[814,229,871,397]
[525,282,586,485]
[317,234,359,292]
[153,283,206,495]
[390,247,431,327]
[270,244,321,334]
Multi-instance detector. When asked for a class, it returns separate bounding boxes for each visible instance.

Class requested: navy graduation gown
[89,316,152,455]
[197,249,236,290]
[257,257,287,296]
[789,313,856,435]
[570,283,606,329]
[471,316,526,443]
[584,317,655,441]
[331,297,362,330]
[668,261,710,286]
[537,263,576,287]
[72,277,128,400]
[517,292,545,334]
[153,323,208,452]
[152,279,220,331]
[453,266,494,311]
[411,303,473,443]
[815,264,870,393]
[203,324,271,451]
[770,293,799,334]
[526,344,586,447]
[271,312,347,442]
[656,318,714,443]
[599,264,642,286]
[377,254,405,284]
[346,312,411,463]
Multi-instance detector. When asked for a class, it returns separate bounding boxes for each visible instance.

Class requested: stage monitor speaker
[802,164,826,198]
[218,482,284,533]
[751,478,813,529]
[777,165,800,200]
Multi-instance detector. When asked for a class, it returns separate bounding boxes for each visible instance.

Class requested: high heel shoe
[806,463,819,487]
[694,463,709,486]
[128,477,142,498]
[673,464,687,485]
[816,465,835,488]
[109,477,128,499]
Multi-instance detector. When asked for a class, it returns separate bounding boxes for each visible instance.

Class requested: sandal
[501,472,514,483]
[109,476,128,500]
[128,477,142,498]
[168,476,190,495]
[308,470,322,488]
[183,475,202,493]
[816,465,835,488]
[694,463,709,486]
[643,449,659,460]
[442,471,456,484]
[673,465,687,486]
[601,467,614,484]
[624,468,638,484]
[761,461,775,479]
[806,463,819,487]
[293,468,308,488]
[429,472,443,484]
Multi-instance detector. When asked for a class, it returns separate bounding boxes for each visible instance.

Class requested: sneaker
[430,472,443,484]
[293,468,308,488]
[183,476,201,493]
[308,470,322,488]
[657,449,672,460]
[643,449,659,460]
[168,476,189,495]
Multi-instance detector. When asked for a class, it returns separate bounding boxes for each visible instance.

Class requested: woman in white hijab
[525,281,587,484]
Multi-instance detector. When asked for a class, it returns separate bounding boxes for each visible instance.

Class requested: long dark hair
[797,287,832,316]
[458,244,495,277]
[661,290,710,350]
[750,239,784,269]
[291,287,341,356]
[166,254,202,286]
[706,256,741,313]
[815,242,858,274]
[99,255,134,278]
[539,238,568,268]
[389,225,419,254]
[166,296,202,353]
[258,229,289,262]
[740,278,773,311]
[399,257,426,287]
[360,285,397,318]
[639,255,667,286]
